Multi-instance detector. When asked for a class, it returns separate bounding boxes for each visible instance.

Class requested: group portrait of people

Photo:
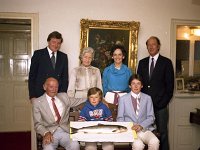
[29,31,174,150]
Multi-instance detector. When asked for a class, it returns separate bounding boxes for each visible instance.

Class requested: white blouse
[67,65,102,99]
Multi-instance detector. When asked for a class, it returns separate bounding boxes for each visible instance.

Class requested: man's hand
[131,124,143,133]
[43,132,53,145]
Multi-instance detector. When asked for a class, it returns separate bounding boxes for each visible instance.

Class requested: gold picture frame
[80,19,140,73]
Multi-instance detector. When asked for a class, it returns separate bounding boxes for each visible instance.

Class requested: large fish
[70,123,127,134]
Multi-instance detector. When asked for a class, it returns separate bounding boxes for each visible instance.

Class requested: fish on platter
[70,123,128,134]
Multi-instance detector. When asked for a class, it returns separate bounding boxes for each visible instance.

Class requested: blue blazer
[117,92,155,131]
[137,55,174,111]
[28,48,68,99]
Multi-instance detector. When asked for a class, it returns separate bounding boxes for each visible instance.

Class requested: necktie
[51,97,61,123]
[51,52,56,69]
[135,97,140,117]
[150,57,154,78]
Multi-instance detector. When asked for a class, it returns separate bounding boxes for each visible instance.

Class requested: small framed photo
[176,78,184,91]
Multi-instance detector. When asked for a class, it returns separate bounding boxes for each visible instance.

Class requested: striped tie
[135,97,140,117]
[51,52,56,69]
[150,57,154,78]
[51,97,61,123]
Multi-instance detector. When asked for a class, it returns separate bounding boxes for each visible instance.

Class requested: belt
[109,91,126,105]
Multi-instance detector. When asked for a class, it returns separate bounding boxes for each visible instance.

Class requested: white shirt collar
[149,53,159,62]
[45,93,56,101]
[47,47,57,57]
[131,91,141,99]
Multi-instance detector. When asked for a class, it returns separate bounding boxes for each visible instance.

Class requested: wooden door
[0,29,32,131]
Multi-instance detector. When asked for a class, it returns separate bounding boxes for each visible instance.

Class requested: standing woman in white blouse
[67,47,102,99]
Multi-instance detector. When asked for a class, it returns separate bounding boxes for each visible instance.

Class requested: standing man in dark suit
[28,31,68,102]
[137,36,174,150]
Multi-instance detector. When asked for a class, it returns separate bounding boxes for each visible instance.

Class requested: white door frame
[0,12,39,150]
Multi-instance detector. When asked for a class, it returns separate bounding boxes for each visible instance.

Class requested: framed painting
[80,19,140,73]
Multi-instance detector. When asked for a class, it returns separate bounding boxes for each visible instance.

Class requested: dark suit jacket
[28,47,68,99]
[137,55,174,111]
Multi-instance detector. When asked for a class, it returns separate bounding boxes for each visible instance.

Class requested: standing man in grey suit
[117,74,159,150]
[137,36,174,150]
[32,77,85,150]
[28,31,68,102]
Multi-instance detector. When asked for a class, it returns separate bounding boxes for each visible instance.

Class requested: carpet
[0,131,31,150]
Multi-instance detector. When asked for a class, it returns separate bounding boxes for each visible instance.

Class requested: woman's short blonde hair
[79,47,95,60]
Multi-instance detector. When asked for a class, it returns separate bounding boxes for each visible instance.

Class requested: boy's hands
[131,124,143,133]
